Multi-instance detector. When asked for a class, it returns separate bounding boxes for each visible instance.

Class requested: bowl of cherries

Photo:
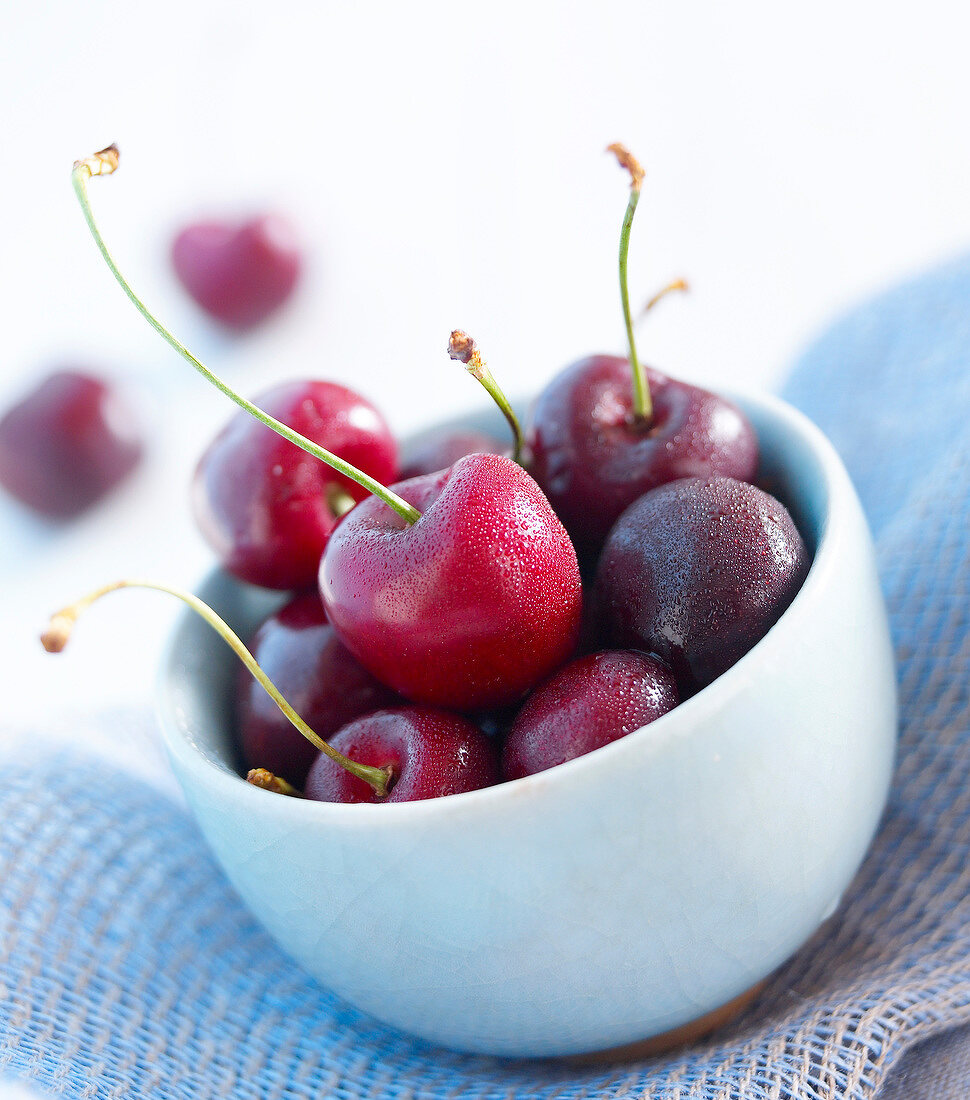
[47,144,896,1058]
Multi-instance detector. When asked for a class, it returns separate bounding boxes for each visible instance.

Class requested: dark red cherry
[304,707,499,803]
[594,476,809,695]
[528,356,758,558]
[171,215,301,330]
[319,452,583,711]
[399,427,506,480]
[193,380,397,590]
[238,592,401,785]
[502,650,679,780]
[0,370,142,519]
[528,145,758,559]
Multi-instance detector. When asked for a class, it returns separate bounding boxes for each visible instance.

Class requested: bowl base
[567,981,766,1064]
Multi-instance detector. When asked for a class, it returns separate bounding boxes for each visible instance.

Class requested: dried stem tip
[246,769,304,797]
[642,278,689,316]
[447,329,524,465]
[73,144,120,178]
[607,143,645,191]
[448,330,477,367]
[41,612,77,653]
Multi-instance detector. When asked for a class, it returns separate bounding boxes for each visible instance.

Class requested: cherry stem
[41,579,394,799]
[607,143,651,424]
[447,330,523,463]
[71,147,420,526]
[641,278,689,319]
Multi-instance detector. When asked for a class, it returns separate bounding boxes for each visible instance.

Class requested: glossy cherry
[193,380,398,590]
[238,592,400,785]
[72,156,583,714]
[529,357,758,557]
[528,145,758,558]
[304,707,499,803]
[399,427,506,480]
[502,650,679,780]
[594,476,809,695]
[319,452,582,711]
[172,214,301,330]
[0,370,142,519]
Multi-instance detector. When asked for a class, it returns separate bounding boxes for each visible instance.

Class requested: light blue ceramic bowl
[157,390,896,1058]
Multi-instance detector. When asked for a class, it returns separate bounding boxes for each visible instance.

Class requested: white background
[2,0,970,733]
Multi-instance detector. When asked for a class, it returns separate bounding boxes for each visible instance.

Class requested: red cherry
[502,650,679,780]
[399,427,506,480]
[319,453,583,711]
[528,356,757,556]
[593,476,809,694]
[72,162,580,715]
[304,707,499,803]
[238,592,401,785]
[193,380,398,590]
[0,370,142,519]
[529,147,758,559]
[171,215,301,330]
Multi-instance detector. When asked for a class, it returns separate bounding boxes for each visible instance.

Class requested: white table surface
[5,0,970,743]
[4,0,970,740]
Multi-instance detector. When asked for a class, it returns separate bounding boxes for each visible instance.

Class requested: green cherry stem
[447,330,523,464]
[607,142,651,424]
[71,146,420,526]
[41,579,394,799]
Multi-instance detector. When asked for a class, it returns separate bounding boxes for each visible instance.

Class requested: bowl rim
[157,386,857,824]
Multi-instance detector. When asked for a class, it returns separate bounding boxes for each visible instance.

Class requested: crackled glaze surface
[157,391,897,1058]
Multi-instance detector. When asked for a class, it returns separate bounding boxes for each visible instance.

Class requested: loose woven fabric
[2,255,970,1099]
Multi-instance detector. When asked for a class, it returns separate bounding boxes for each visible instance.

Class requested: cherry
[399,427,506,480]
[304,707,498,804]
[193,380,397,590]
[319,451,582,710]
[502,650,679,780]
[0,370,142,519]
[172,214,301,330]
[72,154,583,713]
[594,476,809,695]
[43,580,497,805]
[238,592,400,785]
[529,357,758,558]
[528,145,758,558]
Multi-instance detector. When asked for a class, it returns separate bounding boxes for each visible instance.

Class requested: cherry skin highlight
[528,356,758,559]
[319,452,583,711]
[238,592,401,785]
[594,476,809,695]
[399,427,506,480]
[0,370,142,519]
[304,707,499,803]
[193,380,398,590]
[502,650,679,780]
[171,215,301,330]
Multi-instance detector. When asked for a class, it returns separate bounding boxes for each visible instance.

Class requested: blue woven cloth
[3,255,970,1098]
